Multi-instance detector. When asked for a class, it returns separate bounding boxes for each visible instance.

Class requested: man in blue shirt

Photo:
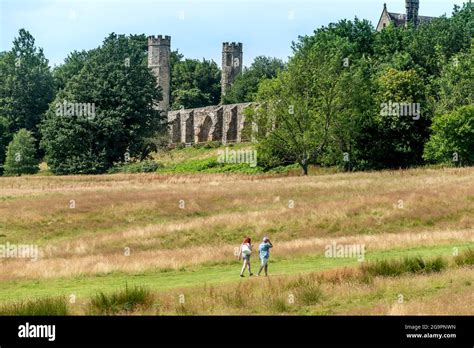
[257,236,273,276]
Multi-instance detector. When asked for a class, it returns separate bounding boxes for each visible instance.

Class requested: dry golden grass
[0,167,473,282]
[0,229,472,281]
[101,265,473,316]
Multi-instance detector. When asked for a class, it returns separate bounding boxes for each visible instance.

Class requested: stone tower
[221,42,243,98]
[405,0,419,26]
[148,35,171,112]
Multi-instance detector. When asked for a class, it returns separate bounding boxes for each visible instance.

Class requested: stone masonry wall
[167,102,255,144]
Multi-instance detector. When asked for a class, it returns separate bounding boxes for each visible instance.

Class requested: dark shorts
[242,255,251,262]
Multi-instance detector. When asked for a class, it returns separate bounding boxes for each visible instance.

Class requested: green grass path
[1,242,472,303]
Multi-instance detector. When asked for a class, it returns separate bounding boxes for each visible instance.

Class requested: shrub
[403,256,426,274]
[361,259,404,277]
[361,256,447,278]
[454,248,474,266]
[0,296,69,316]
[3,129,39,176]
[297,284,323,305]
[424,256,448,273]
[192,141,221,149]
[423,105,474,165]
[204,141,222,149]
[269,297,290,313]
[108,160,161,173]
[89,285,154,315]
[140,160,160,172]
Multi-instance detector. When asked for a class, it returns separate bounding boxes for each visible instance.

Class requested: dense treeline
[0,3,472,175]
[251,3,473,173]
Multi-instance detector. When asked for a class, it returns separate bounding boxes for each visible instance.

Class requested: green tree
[323,18,375,57]
[40,33,163,175]
[3,129,39,176]
[0,116,11,175]
[171,88,213,110]
[321,58,378,171]
[170,58,220,109]
[53,50,92,92]
[253,32,354,175]
[437,41,474,114]
[423,105,474,166]
[222,56,285,104]
[368,68,432,168]
[0,29,54,137]
[407,2,473,77]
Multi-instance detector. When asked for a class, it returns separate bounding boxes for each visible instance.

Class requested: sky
[0,0,467,68]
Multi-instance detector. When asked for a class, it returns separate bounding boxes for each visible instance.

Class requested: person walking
[238,237,253,277]
[257,236,273,277]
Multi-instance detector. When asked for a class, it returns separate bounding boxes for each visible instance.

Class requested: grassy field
[0,166,473,315]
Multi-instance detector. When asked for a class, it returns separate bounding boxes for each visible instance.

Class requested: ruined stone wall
[148,35,251,144]
[167,102,255,145]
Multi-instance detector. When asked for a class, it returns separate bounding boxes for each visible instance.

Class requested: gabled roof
[388,12,437,26]
[388,12,407,26]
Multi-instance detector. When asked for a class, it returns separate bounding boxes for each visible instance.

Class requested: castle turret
[221,42,243,98]
[148,35,171,112]
[405,0,419,26]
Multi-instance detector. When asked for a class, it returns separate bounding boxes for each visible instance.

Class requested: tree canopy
[40,33,163,174]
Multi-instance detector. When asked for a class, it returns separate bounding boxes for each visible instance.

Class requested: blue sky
[0,0,466,67]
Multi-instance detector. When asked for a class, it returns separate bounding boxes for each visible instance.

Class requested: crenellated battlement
[147,34,245,129]
[148,35,171,46]
[221,42,243,96]
[223,42,243,51]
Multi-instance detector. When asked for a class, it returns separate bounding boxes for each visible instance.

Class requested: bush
[204,141,222,149]
[297,284,323,305]
[108,160,161,174]
[89,285,154,315]
[424,256,448,273]
[161,157,263,174]
[3,129,39,176]
[454,248,474,266]
[269,297,290,313]
[361,256,447,278]
[361,259,404,277]
[0,296,69,316]
[193,142,221,149]
[423,105,474,166]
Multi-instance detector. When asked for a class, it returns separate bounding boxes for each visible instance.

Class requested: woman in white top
[238,237,254,277]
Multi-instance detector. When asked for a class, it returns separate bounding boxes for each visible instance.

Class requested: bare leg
[264,264,268,276]
[248,262,253,275]
[240,259,250,275]
[240,259,248,276]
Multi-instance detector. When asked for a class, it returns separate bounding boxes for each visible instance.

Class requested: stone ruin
[148,35,255,145]
[167,102,255,145]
